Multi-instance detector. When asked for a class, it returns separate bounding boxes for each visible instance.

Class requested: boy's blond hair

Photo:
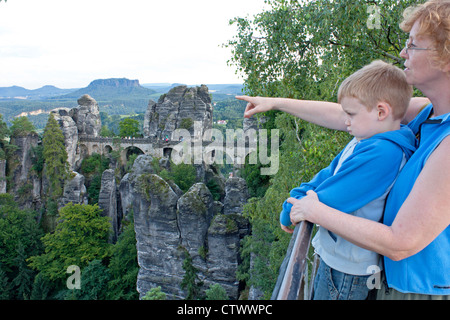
[400,0,450,72]
[338,60,413,120]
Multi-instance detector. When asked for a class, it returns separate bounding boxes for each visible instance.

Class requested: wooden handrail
[271,221,314,300]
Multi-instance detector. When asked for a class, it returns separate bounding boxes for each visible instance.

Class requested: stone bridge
[77,134,258,166]
[78,135,182,164]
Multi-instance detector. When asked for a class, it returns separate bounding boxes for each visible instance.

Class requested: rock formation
[51,94,101,170]
[51,108,79,170]
[59,172,88,208]
[224,177,249,216]
[9,132,41,210]
[0,159,6,194]
[121,154,249,300]
[71,94,101,137]
[143,85,213,141]
[98,169,122,243]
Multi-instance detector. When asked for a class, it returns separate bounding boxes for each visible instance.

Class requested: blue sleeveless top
[383,105,450,295]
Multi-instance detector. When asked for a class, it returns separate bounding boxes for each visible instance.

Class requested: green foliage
[0,114,14,160]
[119,117,140,138]
[30,145,44,176]
[59,259,111,300]
[29,273,51,300]
[125,153,139,173]
[170,162,197,192]
[181,251,203,300]
[28,203,111,283]
[9,116,36,138]
[80,153,111,204]
[227,0,418,99]
[0,114,9,141]
[42,113,70,199]
[179,117,194,130]
[0,265,11,299]
[152,158,198,193]
[100,125,115,138]
[205,283,229,300]
[142,286,167,300]
[206,178,221,201]
[106,214,139,300]
[0,194,43,299]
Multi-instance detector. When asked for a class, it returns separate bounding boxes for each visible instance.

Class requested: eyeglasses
[404,40,435,54]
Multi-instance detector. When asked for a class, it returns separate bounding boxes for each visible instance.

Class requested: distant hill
[55,78,156,102]
[0,85,75,100]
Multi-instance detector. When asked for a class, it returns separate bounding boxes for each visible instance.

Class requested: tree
[227,0,419,100]
[106,214,139,300]
[0,194,43,299]
[29,273,50,300]
[181,251,203,300]
[60,259,111,300]
[0,114,16,160]
[0,114,9,142]
[205,284,229,300]
[226,0,418,297]
[0,264,12,300]
[9,116,36,138]
[119,118,140,138]
[12,243,35,300]
[28,203,111,283]
[42,113,70,199]
[142,286,167,300]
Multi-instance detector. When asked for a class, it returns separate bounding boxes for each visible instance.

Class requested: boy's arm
[313,140,405,214]
[237,96,431,130]
[280,154,342,227]
[236,96,347,131]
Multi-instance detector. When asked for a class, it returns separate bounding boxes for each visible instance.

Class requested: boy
[280,60,416,300]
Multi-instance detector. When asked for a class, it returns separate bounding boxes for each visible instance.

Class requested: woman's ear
[376,102,391,121]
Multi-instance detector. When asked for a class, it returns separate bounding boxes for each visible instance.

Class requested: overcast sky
[0,0,267,89]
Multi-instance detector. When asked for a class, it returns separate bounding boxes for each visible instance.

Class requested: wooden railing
[271,221,317,300]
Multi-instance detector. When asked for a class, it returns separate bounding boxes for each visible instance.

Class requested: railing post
[271,221,314,300]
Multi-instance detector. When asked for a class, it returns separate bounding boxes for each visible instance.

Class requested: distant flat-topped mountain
[56,78,156,101]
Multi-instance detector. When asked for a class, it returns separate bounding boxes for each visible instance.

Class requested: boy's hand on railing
[287,190,320,225]
[280,223,294,234]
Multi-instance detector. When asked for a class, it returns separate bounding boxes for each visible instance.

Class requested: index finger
[235,95,251,102]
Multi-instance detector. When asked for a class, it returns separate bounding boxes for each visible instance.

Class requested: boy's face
[340,97,381,141]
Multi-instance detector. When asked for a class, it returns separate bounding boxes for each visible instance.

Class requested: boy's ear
[376,102,391,121]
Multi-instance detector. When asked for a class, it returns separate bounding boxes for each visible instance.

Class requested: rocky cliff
[51,94,101,170]
[143,85,213,141]
[8,132,41,210]
[120,155,249,300]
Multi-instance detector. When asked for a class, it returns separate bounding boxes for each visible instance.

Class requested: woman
[237,0,449,299]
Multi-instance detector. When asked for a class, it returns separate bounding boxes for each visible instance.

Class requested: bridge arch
[103,145,113,154]
[121,146,145,164]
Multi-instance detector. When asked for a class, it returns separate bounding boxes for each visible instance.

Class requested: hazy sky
[0,0,267,89]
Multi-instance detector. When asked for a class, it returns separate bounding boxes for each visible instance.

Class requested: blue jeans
[312,258,371,300]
